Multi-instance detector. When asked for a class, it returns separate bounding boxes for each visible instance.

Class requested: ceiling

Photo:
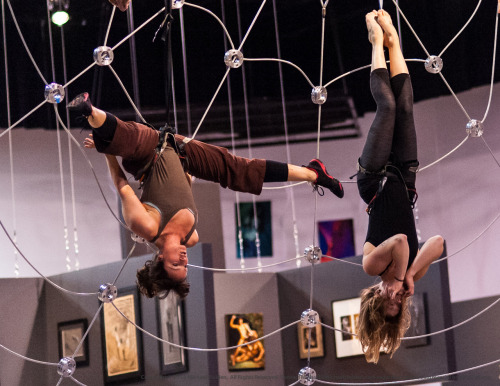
[1,0,499,147]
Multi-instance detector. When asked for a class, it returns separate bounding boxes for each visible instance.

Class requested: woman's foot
[366,10,383,45]
[377,9,399,48]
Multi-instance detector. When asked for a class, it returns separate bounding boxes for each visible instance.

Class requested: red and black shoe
[68,92,93,118]
[304,159,344,198]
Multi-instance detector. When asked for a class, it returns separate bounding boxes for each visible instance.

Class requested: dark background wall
[451,295,500,385]
[213,272,285,385]
[277,254,455,384]
[1,247,499,385]
[5,244,218,386]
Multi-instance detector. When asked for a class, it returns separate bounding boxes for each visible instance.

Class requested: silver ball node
[298,367,317,385]
[98,283,118,303]
[466,119,484,137]
[93,46,114,66]
[131,233,146,243]
[172,0,184,9]
[311,86,327,105]
[224,49,244,68]
[300,309,319,327]
[304,245,322,263]
[424,55,443,74]
[57,357,76,377]
[44,83,65,104]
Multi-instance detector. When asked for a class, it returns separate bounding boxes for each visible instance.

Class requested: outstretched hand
[84,134,96,149]
[108,0,131,12]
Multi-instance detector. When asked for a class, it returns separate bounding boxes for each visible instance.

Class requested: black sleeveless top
[140,146,198,244]
[361,173,418,270]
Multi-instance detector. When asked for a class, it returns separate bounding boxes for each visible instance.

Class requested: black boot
[68,92,93,118]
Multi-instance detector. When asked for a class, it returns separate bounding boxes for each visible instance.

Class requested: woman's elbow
[431,235,444,257]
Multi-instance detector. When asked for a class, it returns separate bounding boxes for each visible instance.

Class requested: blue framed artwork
[235,201,272,258]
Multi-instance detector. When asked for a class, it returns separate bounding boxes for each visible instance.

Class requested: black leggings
[358,69,418,200]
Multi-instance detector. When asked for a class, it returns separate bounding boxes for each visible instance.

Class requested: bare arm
[404,235,444,295]
[362,234,410,298]
[104,154,156,239]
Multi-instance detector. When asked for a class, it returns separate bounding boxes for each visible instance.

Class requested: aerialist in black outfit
[356,9,444,363]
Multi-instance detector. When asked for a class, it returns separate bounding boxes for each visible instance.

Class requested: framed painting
[235,201,272,258]
[318,219,355,262]
[297,317,324,359]
[156,291,188,375]
[225,313,265,371]
[332,297,364,358]
[100,286,144,384]
[58,318,89,366]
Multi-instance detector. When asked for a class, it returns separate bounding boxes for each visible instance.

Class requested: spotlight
[48,0,70,26]
[51,11,69,26]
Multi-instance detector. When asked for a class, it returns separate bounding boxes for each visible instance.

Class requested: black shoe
[304,159,344,198]
[68,92,93,117]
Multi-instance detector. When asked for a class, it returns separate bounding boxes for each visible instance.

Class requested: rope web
[1,0,500,384]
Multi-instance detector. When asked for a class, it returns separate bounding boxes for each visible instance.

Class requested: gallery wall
[1,246,499,385]
[1,245,218,386]
[1,82,500,306]
[277,254,455,384]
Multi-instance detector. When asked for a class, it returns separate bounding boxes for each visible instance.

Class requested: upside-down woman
[68,94,343,300]
[356,9,444,363]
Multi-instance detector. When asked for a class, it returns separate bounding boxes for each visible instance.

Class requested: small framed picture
[225,313,265,371]
[100,286,144,384]
[332,297,364,358]
[58,319,89,366]
[156,292,188,375]
[297,317,324,359]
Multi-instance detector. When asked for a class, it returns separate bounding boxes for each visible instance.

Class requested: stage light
[48,0,70,26]
[51,11,69,26]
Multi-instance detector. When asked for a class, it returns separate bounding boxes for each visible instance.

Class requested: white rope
[108,64,147,123]
[0,100,48,139]
[60,25,81,271]
[220,0,245,269]
[405,296,500,340]
[185,2,235,49]
[481,8,499,123]
[179,8,193,136]
[0,343,58,367]
[245,57,315,89]
[271,0,302,267]
[236,0,267,51]
[44,0,73,273]
[113,300,300,352]
[191,67,231,139]
[104,6,116,47]
[69,376,87,386]
[418,135,469,172]
[4,0,48,84]
[439,0,483,58]
[112,7,165,51]
[188,255,301,272]
[390,0,431,58]
[2,0,19,276]
[0,220,97,297]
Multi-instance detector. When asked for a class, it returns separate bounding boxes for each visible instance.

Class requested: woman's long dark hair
[136,257,190,299]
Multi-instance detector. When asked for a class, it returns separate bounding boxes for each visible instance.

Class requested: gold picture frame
[297,316,324,359]
[100,286,144,384]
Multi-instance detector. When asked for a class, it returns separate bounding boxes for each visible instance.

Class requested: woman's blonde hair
[357,284,411,363]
